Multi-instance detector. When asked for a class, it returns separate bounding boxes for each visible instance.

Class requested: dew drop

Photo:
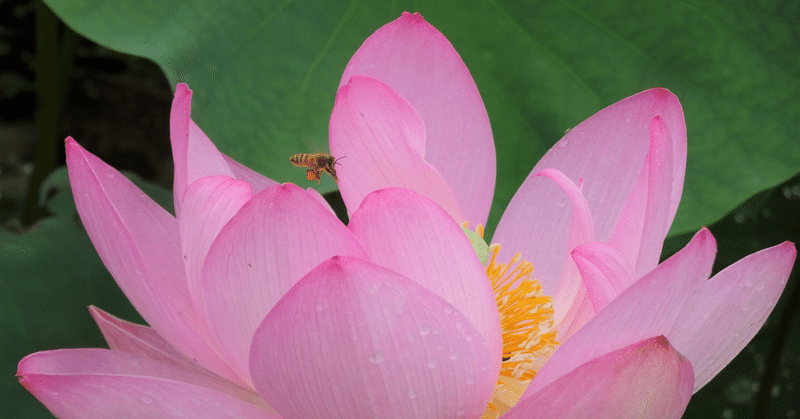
[142,394,153,404]
[557,139,568,148]
[466,375,475,384]
[408,389,418,399]
[419,324,431,336]
[755,283,765,291]
[450,349,459,361]
[315,299,329,311]
[369,351,384,364]
[444,305,454,314]
[745,279,753,288]
[465,334,474,342]
[367,282,381,295]
[134,269,143,276]
[407,334,416,343]
[428,357,438,369]
[190,397,201,406]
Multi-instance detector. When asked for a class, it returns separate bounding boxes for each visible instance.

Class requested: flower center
[463,224,559,418]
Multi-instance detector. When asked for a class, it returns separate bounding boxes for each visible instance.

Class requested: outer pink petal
[170,84,234,213]
[348,187,502,370]
[65,138,239,383]
[504,336,693,419]
[571,241,638,313]
[222,154,279,195]
[670,241,796,392]
[179,175,252,312]
[523,228,716,398]
[18,349,276,418]
[340,12,495,225]
[250,257,495,419]
[493,89,683,298]
[89,306,202,370]
[609,114,686,276]
[200,183,369,384]
[330,76,466,223]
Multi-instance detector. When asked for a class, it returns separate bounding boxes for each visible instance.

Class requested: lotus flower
[17,12,796,419]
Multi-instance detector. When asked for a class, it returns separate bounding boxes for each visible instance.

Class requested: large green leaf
[41,0,799,236]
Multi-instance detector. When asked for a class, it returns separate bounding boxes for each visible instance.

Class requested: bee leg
[306,169,322,184]
[324,167,339,183]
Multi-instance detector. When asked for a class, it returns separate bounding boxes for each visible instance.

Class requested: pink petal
[504,336,693,419]
[329,76,466,223]
[89,306,201,371]
[340,12,495,226]
[524,228,716,398]
[571,241,638,313]
[348,187,502,367]
[65,138,238,383]
[670,241,796,392]
[169,84,234,213]
[18,349,276,419]
[609,114,686,276]
[179,175,252,312]
[200,183,369,384]
[531,169,596,337]
[494,88,684,298]
[222,154,279,195]
[250,256,495,419]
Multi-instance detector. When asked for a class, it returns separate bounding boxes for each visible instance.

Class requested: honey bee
[289,153,343,184]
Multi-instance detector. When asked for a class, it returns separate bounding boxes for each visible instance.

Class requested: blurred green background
[1,0,798,417]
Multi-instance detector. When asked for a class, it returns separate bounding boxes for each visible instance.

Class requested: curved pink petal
[18,349,276,418]
[329,76,466,223]
[65,138,239,384]
[494,89,684,298]
[531,169,596,336]
[179,175,252,312]
[524,228,716,398]
[571,241,638,313]
[340,12,495,225]
[505,336,693,419]
[200,183,369,384]
[348,187,502,367]
[89,306,201,371]
[222,154,279,195]
[670,241,796,392]
[170,84,234,213]
[303,185,337,215]
[609,114,686,276]
[250,256,495,419]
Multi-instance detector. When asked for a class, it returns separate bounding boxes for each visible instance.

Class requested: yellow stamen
[481,243,559,418]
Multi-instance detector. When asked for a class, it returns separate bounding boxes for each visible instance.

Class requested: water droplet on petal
[419,324,431,336]
[142,394,153,404]
[450,349,459,360]
[369,351,384,364]
[428,357,438,368]
[315,299,328,311]
[408,389,417,399]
